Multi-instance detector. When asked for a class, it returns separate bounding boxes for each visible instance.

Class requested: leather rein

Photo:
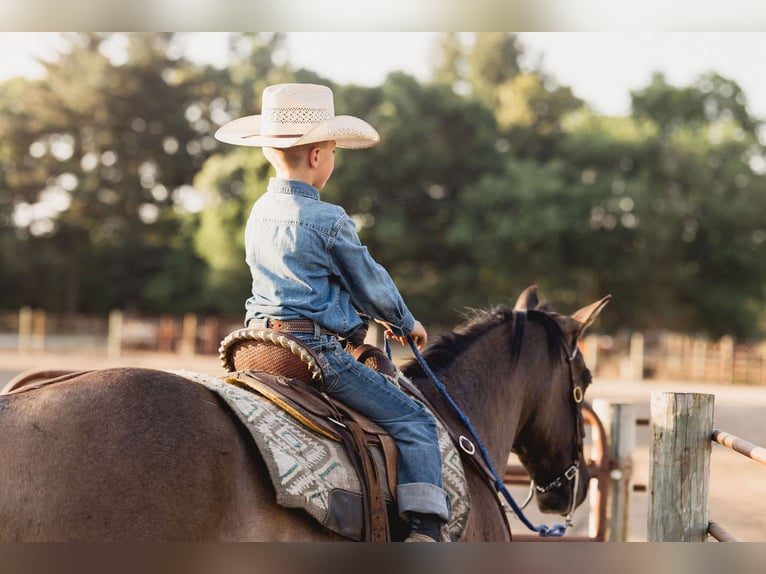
[403,309,587,538]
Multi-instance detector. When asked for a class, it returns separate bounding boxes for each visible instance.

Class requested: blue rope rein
[391,336,568,538]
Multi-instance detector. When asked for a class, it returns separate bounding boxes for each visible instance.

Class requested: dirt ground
[2,348,764,542]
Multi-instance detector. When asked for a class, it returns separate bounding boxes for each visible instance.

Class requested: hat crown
[214,82,379,149]
[261,84,336,137]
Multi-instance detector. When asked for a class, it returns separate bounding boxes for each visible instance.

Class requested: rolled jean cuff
[397,482,450,521]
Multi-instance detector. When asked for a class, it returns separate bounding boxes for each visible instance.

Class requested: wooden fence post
[629,332,644,380]
[200,316,220,355]
[18,306,32,352]
[718,335,734,384]
[107,309,123,358]
[157,315,175,352]
[179,313,198,356]
[691,339,707,381]
[31,309,46,352]
[593,399,636,541]
[647,392,714,541]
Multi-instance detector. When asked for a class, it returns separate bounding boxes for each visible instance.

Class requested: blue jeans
[292,332,450,521]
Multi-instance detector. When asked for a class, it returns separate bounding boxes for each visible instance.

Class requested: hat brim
[214,115,380,149]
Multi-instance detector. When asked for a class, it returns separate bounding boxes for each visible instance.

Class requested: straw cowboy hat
[214,83,380,149]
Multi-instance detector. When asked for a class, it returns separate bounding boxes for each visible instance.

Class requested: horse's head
[511,285,611,520]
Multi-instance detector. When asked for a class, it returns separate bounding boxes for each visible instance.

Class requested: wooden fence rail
[606,332,766,385]
[9,311,766,385]
[4,307,243,357]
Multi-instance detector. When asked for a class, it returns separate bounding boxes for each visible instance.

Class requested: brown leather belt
[247,317,336,336]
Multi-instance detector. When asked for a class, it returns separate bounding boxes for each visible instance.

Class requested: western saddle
[218,321,403,542]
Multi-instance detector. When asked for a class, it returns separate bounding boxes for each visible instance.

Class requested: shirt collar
[268,177,320,201]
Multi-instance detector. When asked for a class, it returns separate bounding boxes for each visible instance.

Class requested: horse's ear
[514,285,539,310]
[571,294,612,338]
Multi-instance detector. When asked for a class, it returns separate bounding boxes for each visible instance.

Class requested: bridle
[404,308,590,537]
[518,340,587,527]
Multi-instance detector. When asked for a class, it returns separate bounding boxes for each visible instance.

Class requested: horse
[0,286,609,541]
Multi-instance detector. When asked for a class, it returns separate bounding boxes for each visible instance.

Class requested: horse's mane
[401,304,568,379]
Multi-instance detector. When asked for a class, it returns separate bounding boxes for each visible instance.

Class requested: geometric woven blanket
[170,369,471,541]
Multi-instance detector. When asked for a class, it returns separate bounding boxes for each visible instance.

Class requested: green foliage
[192,148,272,313]
[326,74,502,323]
[553,102,766,338]
[468,33,524,107]
[631,72,757,134]
[431,33,465,89]
[2,32,766,342]
[0,33,210,313]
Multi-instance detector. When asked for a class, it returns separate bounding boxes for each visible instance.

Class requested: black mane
[401,305,568,380]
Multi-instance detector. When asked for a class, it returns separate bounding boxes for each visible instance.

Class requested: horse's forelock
[525,309,569,364]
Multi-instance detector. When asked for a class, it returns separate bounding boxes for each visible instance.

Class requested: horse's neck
[432,326,524,469]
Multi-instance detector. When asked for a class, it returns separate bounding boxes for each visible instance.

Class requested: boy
[215,83,449,542]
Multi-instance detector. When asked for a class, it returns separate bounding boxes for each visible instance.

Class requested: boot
[404,512,443,542]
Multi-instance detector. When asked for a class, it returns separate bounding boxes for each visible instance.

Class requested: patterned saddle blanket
[173,369,470,541]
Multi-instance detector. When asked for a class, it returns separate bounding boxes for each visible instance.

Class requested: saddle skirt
[172,369,471,542]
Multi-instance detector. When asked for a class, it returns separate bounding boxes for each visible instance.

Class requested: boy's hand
[408,320,428,350]
[379,319,428,350]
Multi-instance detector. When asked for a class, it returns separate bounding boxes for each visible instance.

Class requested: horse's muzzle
[536,463,590,515]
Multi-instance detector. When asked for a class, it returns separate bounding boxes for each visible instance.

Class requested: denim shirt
[244,178,416,338]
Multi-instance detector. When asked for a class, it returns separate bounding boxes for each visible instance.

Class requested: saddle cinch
[218,325,414,542]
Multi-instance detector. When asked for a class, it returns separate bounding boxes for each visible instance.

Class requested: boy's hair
[264,141,332,170]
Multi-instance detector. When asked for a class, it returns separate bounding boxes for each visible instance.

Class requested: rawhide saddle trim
[218,327,325,388]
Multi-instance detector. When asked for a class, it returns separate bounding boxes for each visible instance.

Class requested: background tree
[631,72,758,134]
[629,72,766,337]
[430,32,466,91]
[3,33,766,341]
[192,148,271,315]
[467,33,524,108]
[328,74,502,324]
[0,33,213,314]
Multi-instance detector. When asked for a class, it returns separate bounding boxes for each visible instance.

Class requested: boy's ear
[308,146,321,167]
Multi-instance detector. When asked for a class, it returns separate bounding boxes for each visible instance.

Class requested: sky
[2,32,766,120]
